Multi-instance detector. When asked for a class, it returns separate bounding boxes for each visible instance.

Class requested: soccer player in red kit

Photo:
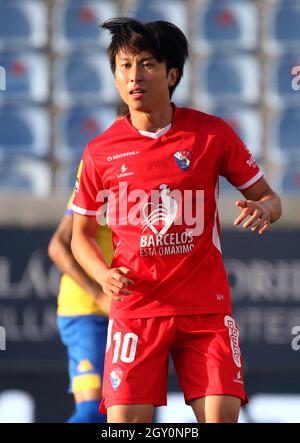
[71,18,282,423]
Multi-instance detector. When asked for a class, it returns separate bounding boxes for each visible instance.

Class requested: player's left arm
[234,177,282,235]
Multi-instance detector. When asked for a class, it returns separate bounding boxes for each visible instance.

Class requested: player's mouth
[129,88,146,100]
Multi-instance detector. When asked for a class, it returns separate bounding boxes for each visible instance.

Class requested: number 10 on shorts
[106,319,138,363]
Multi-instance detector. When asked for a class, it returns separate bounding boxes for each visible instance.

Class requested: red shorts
[100,313,247,412]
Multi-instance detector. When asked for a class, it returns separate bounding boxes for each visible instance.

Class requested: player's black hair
[101,17,188,98]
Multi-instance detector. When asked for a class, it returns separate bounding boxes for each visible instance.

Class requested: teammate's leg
[107,405,154,423]
[69,389,104,423]
[58,315,108,423]
[190,395,241,423]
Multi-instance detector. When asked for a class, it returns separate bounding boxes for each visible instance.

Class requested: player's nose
[129,61,143,83]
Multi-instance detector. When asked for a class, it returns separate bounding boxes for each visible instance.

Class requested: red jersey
[72,105,263,319]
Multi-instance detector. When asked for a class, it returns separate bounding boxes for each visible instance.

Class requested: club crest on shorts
[174,150,191,171]
[110,367,123,390]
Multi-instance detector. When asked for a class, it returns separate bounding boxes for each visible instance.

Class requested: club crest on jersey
[174,150,191,171]
[110,367,123,390]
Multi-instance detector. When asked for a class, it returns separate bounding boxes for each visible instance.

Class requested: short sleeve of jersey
[219,119,263,191]
[72,144,104,216]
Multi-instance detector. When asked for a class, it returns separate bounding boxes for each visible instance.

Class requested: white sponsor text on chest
[107,151,140,162]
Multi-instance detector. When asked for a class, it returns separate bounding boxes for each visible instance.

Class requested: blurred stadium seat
[270,107,300,159]
[0,106,50,157]
[52,0,118,51]
[0,157,51,196]
[213,107,262,159]
[195,0,257,51]
[0,0,47,49]
[54,160,81,191]
[218,175,241,195]
[266,2,300,51]
[55,105,116,160]
[196,54,259,106]
[280,161,300,194]
[266,53,300,107]
[53,52,117,106]
[0,52,49,103]
[128,0,187,34]
[172,61,190,105]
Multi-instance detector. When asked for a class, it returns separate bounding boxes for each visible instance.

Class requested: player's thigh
[108,404,154,423]
[103,317,174,414]
[172,314,247,410]
[190,395,241,423]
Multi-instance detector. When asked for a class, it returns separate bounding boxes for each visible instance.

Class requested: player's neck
[129,102,173,133]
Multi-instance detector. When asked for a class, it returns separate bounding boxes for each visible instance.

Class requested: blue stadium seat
[0,106,50,157]
[54,53,116,106]
[52,0,118,51]
[127,0,187,34]
[270,108,300,158]
[0,1,47,48]
[196,1,257,50]
[55,105,117,160]
[266,53,300,106]
[267,3,300,50]
[0,157,51,195]
[213,107,262,159]
[0,52,49,103]
[196,54,259,106]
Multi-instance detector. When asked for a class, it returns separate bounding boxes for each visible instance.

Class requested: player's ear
[167,68,178,88]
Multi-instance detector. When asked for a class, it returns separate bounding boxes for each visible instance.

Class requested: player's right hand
[99,267,134,301]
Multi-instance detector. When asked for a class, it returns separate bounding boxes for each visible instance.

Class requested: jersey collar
[123,102,179,140]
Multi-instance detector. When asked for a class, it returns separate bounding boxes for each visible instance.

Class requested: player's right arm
[71,213,133,301]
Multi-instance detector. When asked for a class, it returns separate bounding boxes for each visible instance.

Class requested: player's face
[114,49,178,112]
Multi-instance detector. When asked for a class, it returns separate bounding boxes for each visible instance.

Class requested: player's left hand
[234,200,271,235]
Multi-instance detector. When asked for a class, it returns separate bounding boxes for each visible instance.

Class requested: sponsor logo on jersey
[224,315,242,368]
[141,184,178,235]
[96,183,205,238]
[174,150,192,171]
[110,367,123,390]
[139,184,196,257]
[107,151,140,162]
[117,163,134,178]
[243,144,257,168]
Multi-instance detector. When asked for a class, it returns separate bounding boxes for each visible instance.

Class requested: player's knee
[206,404,240,423]
[107,405,153,423]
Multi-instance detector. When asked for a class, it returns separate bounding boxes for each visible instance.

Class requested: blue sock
[67,400,107,423]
